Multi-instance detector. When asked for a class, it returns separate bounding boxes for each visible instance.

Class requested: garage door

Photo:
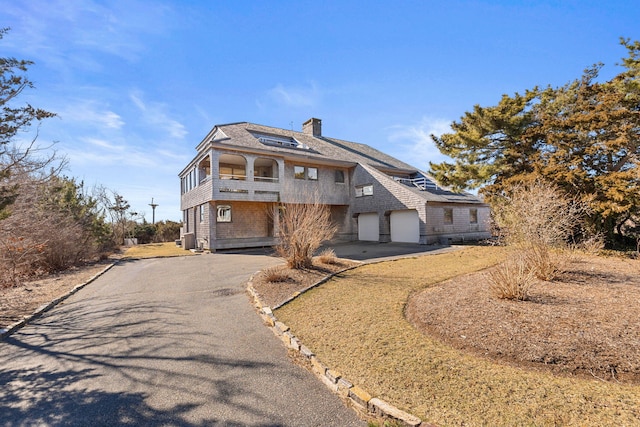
[358,213,379,241]
[390,210,420,243]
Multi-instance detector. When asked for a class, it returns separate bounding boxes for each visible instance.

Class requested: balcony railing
[254,176,279,183]
[219,173,246,181]
[394,176,439,191]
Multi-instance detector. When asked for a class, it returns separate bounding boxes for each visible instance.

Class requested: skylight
[252,133,310,150]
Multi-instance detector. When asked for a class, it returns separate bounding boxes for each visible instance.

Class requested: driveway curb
[0,262,117,340]
[247,266,435,427]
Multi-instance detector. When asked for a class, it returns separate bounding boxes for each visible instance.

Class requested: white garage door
[390,210,420,243]
[358,213,379,241]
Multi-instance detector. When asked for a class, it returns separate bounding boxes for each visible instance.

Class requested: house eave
[206,140,357,168]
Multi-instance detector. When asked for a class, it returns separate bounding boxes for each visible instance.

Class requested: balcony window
[198,156,211,183]
[219,153,246,180]
[254,158,278,182]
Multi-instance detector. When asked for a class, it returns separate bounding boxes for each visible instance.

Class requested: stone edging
[0,262,117,340]
[247,268,435,427]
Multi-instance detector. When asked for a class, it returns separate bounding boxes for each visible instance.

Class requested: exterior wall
[330,205,354,241]
[280,161,350,205]
[352,164,429,243]
[425,203,491,244]
[211,201,277,250]
[181,178,213,210]
[351,164,490,244]
[181,203,212,250]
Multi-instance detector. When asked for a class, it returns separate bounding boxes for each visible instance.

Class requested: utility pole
[149,198,159,224]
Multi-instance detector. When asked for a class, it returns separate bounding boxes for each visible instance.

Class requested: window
[307,167,318,180]
[254,158,278,182]
[444,208,453,225]
[469,208,478,224]
[181,167,199,194]
[335,170,345,183]
[355,184,373,197]
[294,165,318,181]
[216,205,231,222]
[200,204,206,222]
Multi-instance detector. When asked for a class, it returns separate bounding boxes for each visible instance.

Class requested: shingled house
[179,118,490,251]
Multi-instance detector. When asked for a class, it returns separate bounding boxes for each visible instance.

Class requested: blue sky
[2,0,639,221]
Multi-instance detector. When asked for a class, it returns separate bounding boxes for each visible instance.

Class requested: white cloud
[59,101,125,130]
[386,116,453,169]
[267,82,321,108]
[85,137,125,151]
[156,149,190,162]
[2,0,174,66]
[69,136,183,170]
[67,140,156,168]
[130,91,188,139]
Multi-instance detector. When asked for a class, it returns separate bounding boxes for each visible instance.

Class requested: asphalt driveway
[0,253,365,426]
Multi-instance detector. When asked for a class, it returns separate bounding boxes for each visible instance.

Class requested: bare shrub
[0,235,46,288]
[486,252,537,300]
[578,233,606,255]
[316,248,341,265]
[275,191,337,269]
[0,173,109,287]
[491,181,585,281]
[261,266,292,283]
[523,245,575,281]
[492,181,585,248]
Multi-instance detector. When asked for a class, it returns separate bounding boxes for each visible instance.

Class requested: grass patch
[275,246,640,426]
[123,242,196,259]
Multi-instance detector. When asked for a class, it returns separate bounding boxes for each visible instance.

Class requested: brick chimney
[302,118,322,137]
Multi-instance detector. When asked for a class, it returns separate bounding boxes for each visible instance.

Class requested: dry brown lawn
[121,242,195,259]
[273,246,640,426]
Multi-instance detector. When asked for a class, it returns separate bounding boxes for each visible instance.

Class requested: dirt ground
[0,260,115,329]
[406,253,640,384]
[250,258,360,308]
